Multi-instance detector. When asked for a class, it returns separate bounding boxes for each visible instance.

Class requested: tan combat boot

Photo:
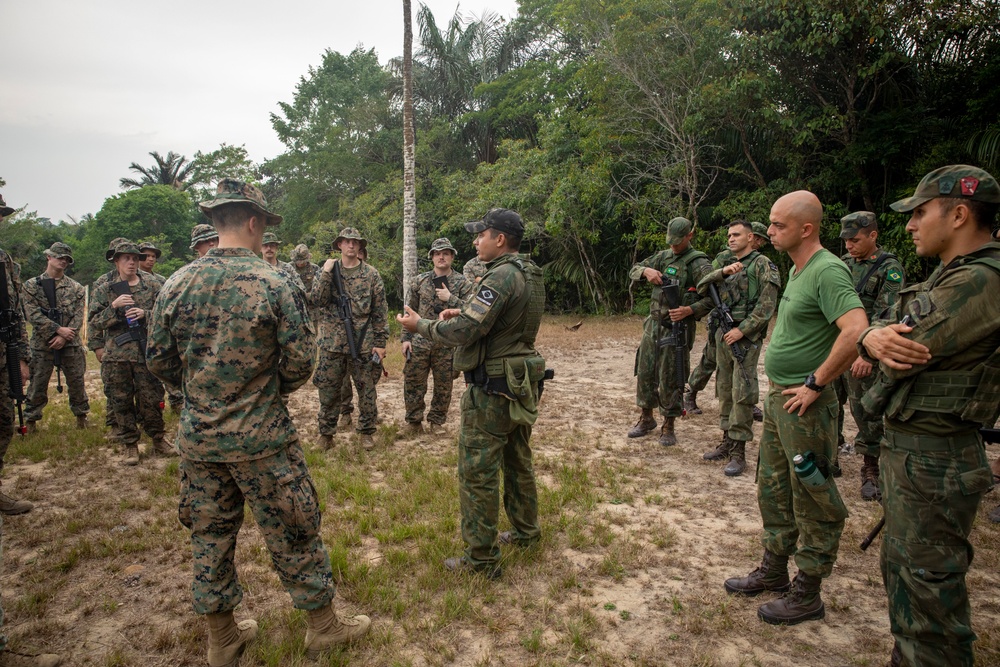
[0,650,63,666]
[124,445,140,466]
[304,601,371,660]
[724,550,791,596]
[338,413,353,428]
[359,434,376,451]
[25,421,37,434]
[627,409,657,438]
[403,422,423,437]
[0,488,33,516]
[657,417,677,447]
[318,434,334,451]
[152,435,177,457]
[757,571,825,625]
[206,611,258,667]
[703,431,731,461]
[724,440,747,477]
[76,415,89,430]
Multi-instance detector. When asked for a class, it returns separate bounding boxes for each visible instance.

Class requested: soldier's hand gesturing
[397,305,420,333]
[439,308,461,321]
[723,262,744,276]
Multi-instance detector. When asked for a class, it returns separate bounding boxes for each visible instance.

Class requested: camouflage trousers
[634,316,689,418]
[178,442,335,615]
[715,331,761,442]
[24,346,90,422]
[403,342,456,425]
[758,383,848,578]
[880,430,991,667]
[458,385,540,569]
[165,385,183,410]
[0,353,14,471]
[842,369,884,457]
[688,322,718,393]
[833,375,848,444]
[101,361,164,445]
[339,374,354,415]
[314,350,380,435]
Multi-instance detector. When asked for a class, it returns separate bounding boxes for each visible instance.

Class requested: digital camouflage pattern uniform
[463,256,488,283]
[688,248,735,394]
[88,243,165,447]
[859,166,1000,667]
[22,246,90,424]
[311,239,389,437]
[147,244,334,616]
[403,240,475,426]
[0,245,30,475]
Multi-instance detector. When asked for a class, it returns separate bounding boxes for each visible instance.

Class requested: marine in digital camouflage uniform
[724,191,867,627]
[290,244,322,308]
[311,228,388,449]
[462,255,487,284]
[147,178,369,664]
[138,240,168,283]
[88,241,167,464]
[402,238,475,431]
[336,245,372,427]
[859,165,1000,667]
[627,217,713,446]
[696,221,780,476]
[262,232,309,296]
[398,209,545,578]
[190,223,219,258]
[22,242,90,430]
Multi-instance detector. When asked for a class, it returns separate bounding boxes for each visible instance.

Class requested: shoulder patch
[475,285,498,307]
[886,269,902,283]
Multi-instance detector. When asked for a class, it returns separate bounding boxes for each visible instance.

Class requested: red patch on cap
[960,177,979,196]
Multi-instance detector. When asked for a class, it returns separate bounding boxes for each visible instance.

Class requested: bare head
[768,190,823,254]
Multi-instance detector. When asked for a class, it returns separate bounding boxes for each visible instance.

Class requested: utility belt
[463,355,553,397]
[883,429,982,453]
[464,368,513,396]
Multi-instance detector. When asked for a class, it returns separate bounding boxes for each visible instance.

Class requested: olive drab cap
[189,224,218,250]
[839,211,877,239]
[290,243,311,262]
[105,237,132,261]
[751,221,770,242]
[198,178,283,226]
[333,227,367,251]
[464,208,524,237]
[107,241,147,263]
[0,194,15,217]
[427,237,457,258]
[44,242,75,264]
[891,164,1000,212]
[665,217,694,245]
[262,232,281,245]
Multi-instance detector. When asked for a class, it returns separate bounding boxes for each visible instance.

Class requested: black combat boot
[860,455,881,501]
[627,409,657,438]
[683,388,702,415]
[724,550,791,596]
[757,570,825,625]
[724,440,747,477]
[703,431,731,461]
[752,404,763,422]
[658,417,677,446]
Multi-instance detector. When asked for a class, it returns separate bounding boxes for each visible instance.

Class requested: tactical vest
[721,250,764,322]
[845,249,899,318]
[649,247,709,320]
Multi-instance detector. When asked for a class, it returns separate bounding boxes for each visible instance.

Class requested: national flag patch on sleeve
[887,269,902,283]
[475,286,498,307]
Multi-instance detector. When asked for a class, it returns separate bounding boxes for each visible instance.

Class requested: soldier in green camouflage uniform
[859,165,1000,667]
[402,238,475,432]
[697,221,780,476]
[463,256,487,284]
[312,228,388,449]
[398,209,545,578]
[685,240,735,414]
[147,179,369,666]
[88,242,167,464]
[724,191,867,627]
[22,243,90,431]
[627,217,713,446]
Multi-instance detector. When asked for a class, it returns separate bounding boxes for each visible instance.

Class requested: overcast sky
[0,0,520,222]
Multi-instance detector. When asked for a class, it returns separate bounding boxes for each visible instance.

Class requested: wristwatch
[804,373,825,392]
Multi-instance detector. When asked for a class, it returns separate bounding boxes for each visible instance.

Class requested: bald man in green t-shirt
[724,191,867,627]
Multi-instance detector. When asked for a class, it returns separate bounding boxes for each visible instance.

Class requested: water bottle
[793,452,826,487]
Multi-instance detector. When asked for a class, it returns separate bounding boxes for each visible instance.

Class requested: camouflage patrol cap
[465,208,524,237]
[751,221,769,241]
[105,237,132,261]
[138,241,162,258]
[427,237,457,258]
[290,243,311,262]
[107,241,147,263]
[665,217,694,245]
[333,227,367,251]
[839,211,877,239]
[189,224,219,250]
[891,164,1000,213]
[44,242,75,265]
[262,232,281,246]
[0,194,15,217]
[198,178,283,226]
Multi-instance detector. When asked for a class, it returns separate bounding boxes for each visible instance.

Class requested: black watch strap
[804,373,825,392]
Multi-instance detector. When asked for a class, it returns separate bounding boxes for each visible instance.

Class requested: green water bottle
[793,452,826,487]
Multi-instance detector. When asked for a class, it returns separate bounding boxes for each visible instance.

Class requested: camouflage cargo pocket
[273,465,321,544]
[797,475,849,522]
[178,468,193,530]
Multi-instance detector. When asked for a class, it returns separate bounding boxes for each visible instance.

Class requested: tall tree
[402,0,418,301]
[120,151,195,190]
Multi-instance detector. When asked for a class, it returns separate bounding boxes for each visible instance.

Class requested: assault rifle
[331,261,360,361]
[861,427,1000,551]
[659,279,689,416]
[0,262,27,435]
[706,282,754,391]
[110,281,147,355]
[40,277,64,393]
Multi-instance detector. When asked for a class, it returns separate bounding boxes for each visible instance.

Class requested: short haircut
[728,219,753,233]
[489,227,522,251]
[939,198,999,231]
[210,203,257,232]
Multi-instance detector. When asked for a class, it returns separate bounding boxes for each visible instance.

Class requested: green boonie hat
[138,241,162,258]
[190,224,218,250]
[0,194,15,217]
[107,241,147,263]
[464,208,524,237]
[891,164,1000,213]
[198,178,283,226]
[427,237,457,258]
[44,242,75,265]
[290,244,311,262]
[751,221,769,241]
[333,227,367,251]
[105,237,131,261]
[665,217,693,245]
[839,211,877,239]
[262,232,281,245]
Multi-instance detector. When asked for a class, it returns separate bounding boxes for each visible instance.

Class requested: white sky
[0,0,520,222]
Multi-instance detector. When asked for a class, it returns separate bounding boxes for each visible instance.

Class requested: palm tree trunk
[402,0,418,305]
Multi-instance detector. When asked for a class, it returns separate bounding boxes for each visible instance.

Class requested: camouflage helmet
[107,241,147,263]
[105,237,132,261]
[190,224,219,250]
[0,194,15,217]
[44,242,75,265]
[333,227,367,251]
[290,243,311,262]
[839,211,877,239]
[750,221,769,242]
[427,237,457,259]
[262,232,281,246]
[891,164,1000,212]
[198,178,282,226]
[665,217,694,245]
[138,240,162,258]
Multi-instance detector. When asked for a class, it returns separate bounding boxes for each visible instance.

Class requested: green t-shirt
[765,249,863,386]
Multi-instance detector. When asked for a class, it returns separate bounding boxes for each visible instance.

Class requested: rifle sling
[854,251,892,295]
[332,260,373,360]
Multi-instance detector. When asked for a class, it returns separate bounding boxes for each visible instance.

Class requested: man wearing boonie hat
[290,243,322,296]
[311,227,388,451]
[147,179,369,664]
[190,223,219,258]
[137,241,167,282]
[400,238,474,435]
[21,242,90,434]
[859,165,1000,667]
[261,232,307,294]
[628,216,714,446]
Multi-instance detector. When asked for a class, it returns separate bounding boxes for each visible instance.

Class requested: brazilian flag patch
[665,266,679,276]
[887,269,902,283]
